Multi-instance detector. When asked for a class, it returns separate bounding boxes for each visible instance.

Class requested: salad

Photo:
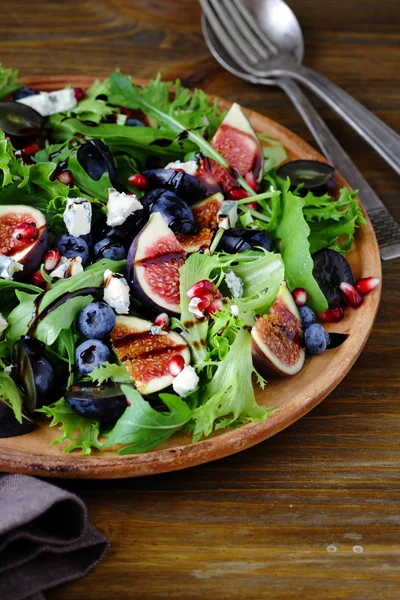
[0,64,379,455]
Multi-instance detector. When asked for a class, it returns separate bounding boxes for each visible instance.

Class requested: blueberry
[13,87,38,101]
[78,302,116,340]
[324,329,331,347]
[55,234,89,265]
[298,306,316,329]
[75,339,111,375]
[304,324,327,355]
[125,118,145,127]
[93,237,126,260]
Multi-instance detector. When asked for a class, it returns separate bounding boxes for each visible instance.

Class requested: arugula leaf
[38,398,102,454]
[259,133,287,174]
[0,370,23,423]
[88,362,132,385]
[55,329,76,387]
[6,290,40,342]
[192,327,270,441]
[0,63,22,99]
[104,386,192,454]
[270,178,328,313]
[36,295,94,346]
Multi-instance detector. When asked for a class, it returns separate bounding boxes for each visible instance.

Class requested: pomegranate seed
[32,270,46,289]
[319,305,344,323]
[74,87,85,101]
[168,354,185,377]
[57,170,73,185]
[128,173,149,190]
[186,279,215,299]
[340,282,363,308]
[245,171,258,191]
[5,136,10,141]
[355,277,380,296]
[227,188,249,200]
[22,143,39,157]
[154,312,169,328]
[247,201,258,210]
[119,107,132,117]
[208,299,223,314]
[13,222,38,247]
[43,249,61,272]
[292,288,308,307]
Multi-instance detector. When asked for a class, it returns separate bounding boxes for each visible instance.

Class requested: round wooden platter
[0,76,381,479]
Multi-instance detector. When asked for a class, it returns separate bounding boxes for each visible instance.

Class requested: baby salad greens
[0,65,366,454]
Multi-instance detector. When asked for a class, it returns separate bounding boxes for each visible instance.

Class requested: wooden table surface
[3,1,400,598]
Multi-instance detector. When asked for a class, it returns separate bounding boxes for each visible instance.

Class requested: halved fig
[111,315,191,395]
[12,336,58,413]
[127,212,186,314]
[276,160,336,197]
[0,401,36,439]
[252,281,305,376]
[191,193,224,230]
[65,383,128,423]
[312,249,354,307]
[0,205,47,278]
[176,228,213,253]
[198,103,264,193]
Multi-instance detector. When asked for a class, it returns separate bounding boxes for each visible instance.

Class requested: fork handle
[281,65,400,178]
[273,78,400,260]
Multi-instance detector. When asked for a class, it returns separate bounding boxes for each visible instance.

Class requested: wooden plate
[0,76,381,479]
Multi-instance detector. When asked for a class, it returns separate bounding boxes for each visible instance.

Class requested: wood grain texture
[1,0,399,598]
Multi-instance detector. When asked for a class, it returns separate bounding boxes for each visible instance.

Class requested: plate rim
[0,75,382,478]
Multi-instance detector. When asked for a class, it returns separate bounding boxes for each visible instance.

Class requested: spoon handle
[285,65,400,178]
[275,78,400,260]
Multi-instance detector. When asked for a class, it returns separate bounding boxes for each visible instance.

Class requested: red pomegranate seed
[168,354,185,377]
[22,143,39,157]
[128,173,149,190]
[354,277,380,296]
[74,87,85,101]
[186,279,215,299]
[292,288,308,307]
[208,299,223,314]
[246,201,258,210]
[245,171,258,191]
[43,249,61,272]
[119,107,132,117]
[57,170,73,185]
[340,282,363,308]
[13,222,38,246]
[227,188,249,200]
[154,312,169,328]
[32,270,46,289]
[319,305,344,323]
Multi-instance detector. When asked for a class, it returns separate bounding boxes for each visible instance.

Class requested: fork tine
[230,0,278,56]
[219,0,269,59]
[206,0,260,64]
[199,0,259,71]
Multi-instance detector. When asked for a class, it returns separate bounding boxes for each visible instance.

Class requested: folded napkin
[0,474,109,600]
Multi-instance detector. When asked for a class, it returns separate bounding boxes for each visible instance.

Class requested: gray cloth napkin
[0,474,109,600]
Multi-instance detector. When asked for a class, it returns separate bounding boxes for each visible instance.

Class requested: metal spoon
[0,101,44,137]
[202,11,400,260]
[200,0,400,178]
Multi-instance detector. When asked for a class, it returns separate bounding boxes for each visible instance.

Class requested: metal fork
[200,0,400,260]
[200,0,400,181]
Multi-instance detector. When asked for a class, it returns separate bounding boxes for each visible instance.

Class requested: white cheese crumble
[230,304,240,317]
[188,296,205,319]
[165,159,198,176]
[66,256,83,277]
[17,89,77,117]
[172,365,199,397]
[106,189,143,227]
[63,197,92,237]
[117,113,127,125]
[149,324,168,336]
[50,256,70,279]
[0,313,8,336]
[217,200,238,230]
[0,256,24,280]
[103,269,130,314]
[225,270,243,298]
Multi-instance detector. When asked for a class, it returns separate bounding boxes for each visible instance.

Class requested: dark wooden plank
[1,0,399,598]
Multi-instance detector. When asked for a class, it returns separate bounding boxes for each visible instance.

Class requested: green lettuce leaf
[37,398,102,454]
[35,295,94,346]
[0,63,22,99]
[104,386,192,454]
[88,362,132,385]
[0,370,23,423]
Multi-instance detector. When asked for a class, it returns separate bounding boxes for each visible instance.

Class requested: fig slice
[0,205,47,278]
[111,315,191,395]
[176,228,213,253]
[252,281,305,376]
[191,193,224,230]
[127,212,186,314]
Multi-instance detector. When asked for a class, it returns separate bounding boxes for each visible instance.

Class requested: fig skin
[127,212,186,315]
[0,205,48,279]
[251,282,305,377]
